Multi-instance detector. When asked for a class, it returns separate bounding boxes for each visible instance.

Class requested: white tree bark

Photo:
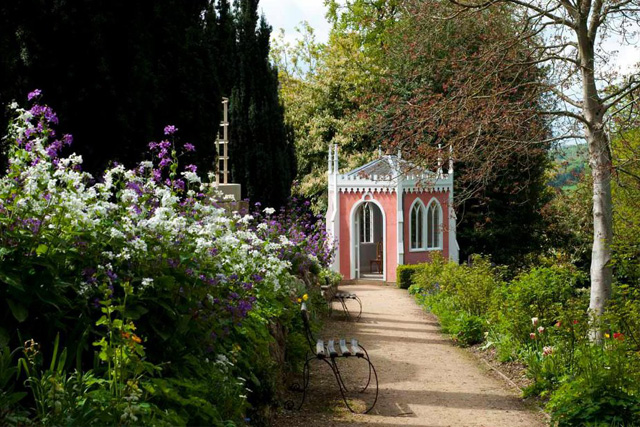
[447,0,640,333]
[575,9,614,334]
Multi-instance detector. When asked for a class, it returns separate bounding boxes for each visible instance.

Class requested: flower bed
[0,92,337,425]
[408,253,640,425]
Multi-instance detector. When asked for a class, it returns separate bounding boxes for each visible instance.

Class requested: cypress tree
[229,0,295,208]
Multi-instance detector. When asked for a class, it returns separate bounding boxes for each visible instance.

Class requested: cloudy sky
[259,0,332,44]
[258,0,638,75]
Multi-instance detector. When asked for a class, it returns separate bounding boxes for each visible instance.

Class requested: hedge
[397,264,422,289]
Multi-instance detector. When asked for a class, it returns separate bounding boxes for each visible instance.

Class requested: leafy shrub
[546,340,640,426]
[408,252,446,295]
[0,93,336,424]
[396,264,421,289]
[411,254,501,315]
[453,314,485,347]
[490,264,587,348]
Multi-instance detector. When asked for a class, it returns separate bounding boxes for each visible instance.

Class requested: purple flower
[185,164,197,172]
[126,181,144,196]
[27,89,42,101]
[62,134,73,146]
[173,179,185,191]
[148,141,158,150]
[164,125,178,135]
[106,270,118,281]
[159,158,171,168]
[183,143,195,152]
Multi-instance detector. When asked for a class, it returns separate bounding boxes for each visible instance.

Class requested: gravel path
[276,281,547,427]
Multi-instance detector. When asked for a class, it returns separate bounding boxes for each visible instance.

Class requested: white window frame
[426,198,443,250]
[359,202,374,244]
[409,199,426,251]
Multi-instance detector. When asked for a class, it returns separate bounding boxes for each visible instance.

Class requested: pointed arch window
[426,200,442,249]
[410,201,425,250]
[359,202,374,243]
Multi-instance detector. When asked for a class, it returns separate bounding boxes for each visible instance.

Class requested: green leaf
[0,272,23,291]
[6,299,28,322]
[35,244,48,256]
[3,391,27,406]
[125,304,149,320]
[0,327,9,347]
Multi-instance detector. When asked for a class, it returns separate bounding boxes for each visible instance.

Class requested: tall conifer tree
[229,0,295,208]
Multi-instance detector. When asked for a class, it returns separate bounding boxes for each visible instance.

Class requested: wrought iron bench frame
[286,302,378,414]
[330,291,363,321]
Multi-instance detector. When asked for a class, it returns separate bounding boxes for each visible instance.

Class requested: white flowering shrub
[0,93,334,425]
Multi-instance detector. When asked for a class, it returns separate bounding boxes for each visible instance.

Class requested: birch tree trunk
[576,12,613,335]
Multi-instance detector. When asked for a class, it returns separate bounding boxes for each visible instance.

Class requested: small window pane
[427,202,441,249]
[411,203,424,249]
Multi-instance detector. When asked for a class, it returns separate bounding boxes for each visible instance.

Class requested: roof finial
[378,144,382,158]
[328,144,333,175]
[448,145,454,174]
[397,148,402,159]
[333,144,339,173]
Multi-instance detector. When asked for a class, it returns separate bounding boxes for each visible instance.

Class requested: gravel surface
[275,281,547,427]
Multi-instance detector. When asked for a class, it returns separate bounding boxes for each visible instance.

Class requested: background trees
[275,0,551,266]
[0,0,294,208]
[444,0,640,320]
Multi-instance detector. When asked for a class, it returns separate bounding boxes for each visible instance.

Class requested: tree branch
[448,0,577,28]
[603,79,640,111]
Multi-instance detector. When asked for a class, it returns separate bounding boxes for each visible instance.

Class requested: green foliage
[396,264,421,289]
[144,354,248,426]
[491,264,587,349]
[408,254,640,423]
[409,254,500,345]
[611,128,640,287]
[0,96,332,424]
[0,345,28,425]
[546,340,640,427]
[548,144,588,190]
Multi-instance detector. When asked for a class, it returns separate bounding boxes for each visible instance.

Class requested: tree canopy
[0,0,295,208]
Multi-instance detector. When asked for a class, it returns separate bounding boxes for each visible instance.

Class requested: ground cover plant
[408,253,640,425]
[0,92,335,425]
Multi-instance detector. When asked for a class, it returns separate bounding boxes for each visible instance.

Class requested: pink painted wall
[403,191,450,265]
[339,192,398,281]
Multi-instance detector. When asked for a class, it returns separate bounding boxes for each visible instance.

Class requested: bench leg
[354,295,363,321]
[330,355,379,414]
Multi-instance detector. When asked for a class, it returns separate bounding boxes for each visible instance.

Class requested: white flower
[531,317,539,326]
[141,278,154,288]
[263,207,275,215]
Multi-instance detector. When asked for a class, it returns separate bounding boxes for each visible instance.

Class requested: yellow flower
[297,298,302,304]
[302,294,308,301]
[604,333,610,339]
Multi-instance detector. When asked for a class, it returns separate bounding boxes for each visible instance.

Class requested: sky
[259,0,638,74]
[259,0,332,44]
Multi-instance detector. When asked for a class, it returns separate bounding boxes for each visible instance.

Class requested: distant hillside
[549,143,588,189]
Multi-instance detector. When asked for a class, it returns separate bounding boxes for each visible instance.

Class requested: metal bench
[330,291,363,321]
[286,302,378,414]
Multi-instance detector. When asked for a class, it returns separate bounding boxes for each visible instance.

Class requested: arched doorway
[351,199,385,280]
